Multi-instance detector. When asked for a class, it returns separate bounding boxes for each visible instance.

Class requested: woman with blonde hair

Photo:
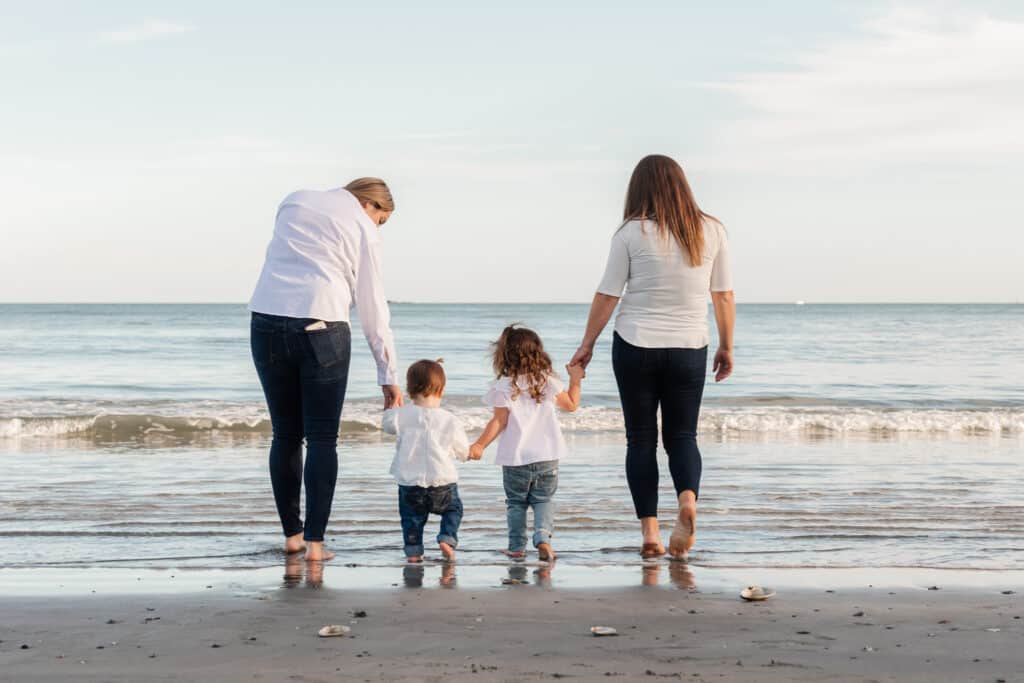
[249,177,403,562]
[570,155,735,560]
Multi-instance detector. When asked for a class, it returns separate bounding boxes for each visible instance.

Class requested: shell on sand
[740,585,776,601]
[590,626,619,637]
[317,624,351,638]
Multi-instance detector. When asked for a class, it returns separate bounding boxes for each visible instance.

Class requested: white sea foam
[1,400,1022,440]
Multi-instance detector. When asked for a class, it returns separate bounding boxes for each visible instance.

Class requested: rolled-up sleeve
[709,224,733,292]
[355,227,399,385]
[596,230,629,297]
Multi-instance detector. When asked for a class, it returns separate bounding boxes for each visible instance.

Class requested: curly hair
[491,325,554,404]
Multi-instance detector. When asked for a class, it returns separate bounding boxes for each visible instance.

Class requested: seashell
[590,626,618,637]
[317,624,351,638]
[740,585,776,601]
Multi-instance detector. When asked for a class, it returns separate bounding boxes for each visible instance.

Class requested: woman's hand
[468,443,484,461]
[569,344,594,370]
[382,384,404,409]
[712,347,733,382]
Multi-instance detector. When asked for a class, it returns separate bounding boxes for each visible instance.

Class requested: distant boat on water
[795,300,806,305]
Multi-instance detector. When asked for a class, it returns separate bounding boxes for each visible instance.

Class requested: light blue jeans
[502,460,559,552]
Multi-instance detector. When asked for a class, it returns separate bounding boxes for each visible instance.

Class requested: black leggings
[611,333,707,519]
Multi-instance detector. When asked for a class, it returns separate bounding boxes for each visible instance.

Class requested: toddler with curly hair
[469,325,584,561]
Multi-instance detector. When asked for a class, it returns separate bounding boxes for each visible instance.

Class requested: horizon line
[0,301,1020,306]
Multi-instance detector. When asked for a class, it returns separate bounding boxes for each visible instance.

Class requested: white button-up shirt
[383,405,470,487]
[249,188,399,385]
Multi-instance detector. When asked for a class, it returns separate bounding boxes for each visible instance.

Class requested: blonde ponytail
[344,177,395,212]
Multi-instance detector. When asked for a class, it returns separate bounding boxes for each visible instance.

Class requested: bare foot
[537,543,556,562]
[440,564,456,586]
[407,556,423,564]
[502,549,526,560]
[669,491,697,559]
[439,542,456,562]
[639,517,665,558]
[304,541,335,562]
[284,532,306,555]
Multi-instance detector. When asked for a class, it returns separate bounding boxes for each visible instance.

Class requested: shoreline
[2,565,1020,682]
[3,562,1021,597]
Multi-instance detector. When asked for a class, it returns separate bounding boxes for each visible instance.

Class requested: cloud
[696,6,1024,170]
[98,20,195,44]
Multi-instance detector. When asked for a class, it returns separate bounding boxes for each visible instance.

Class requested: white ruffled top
[483,375,568,467]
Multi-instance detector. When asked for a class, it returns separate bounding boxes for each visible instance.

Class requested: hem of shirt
[248,302,350,324]
[393,478,459,488]
[613,325,710,350]
[493,455,564,467]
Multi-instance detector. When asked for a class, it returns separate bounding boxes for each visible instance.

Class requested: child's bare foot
[502,549,526,560]
[304,541,335,562]
[537,543,556,562]
[439,542,456,562]
[407,556,424,564]
[284,532,306,554]
[668,491,697,560]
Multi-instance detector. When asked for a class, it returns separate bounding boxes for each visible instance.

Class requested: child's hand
[468,443,484,461]
[566,362,585,383]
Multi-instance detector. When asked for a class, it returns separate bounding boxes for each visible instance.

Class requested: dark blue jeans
[612,332,707,519]
[251,312,351,542]
[398,484,463,558]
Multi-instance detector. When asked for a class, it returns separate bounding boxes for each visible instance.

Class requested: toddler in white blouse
[469,326,584,562]
[383,359,478,563]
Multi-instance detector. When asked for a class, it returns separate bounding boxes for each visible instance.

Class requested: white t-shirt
[483,375,568,467]
[382,405,469,488]
[596,219,733,349]
[249,188,399,385]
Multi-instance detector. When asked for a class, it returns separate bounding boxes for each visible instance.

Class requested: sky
[1,0,1022,303]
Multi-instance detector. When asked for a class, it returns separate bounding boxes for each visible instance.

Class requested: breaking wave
[2,397,1022,441]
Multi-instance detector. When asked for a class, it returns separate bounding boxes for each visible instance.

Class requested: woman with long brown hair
[569,155,735,560]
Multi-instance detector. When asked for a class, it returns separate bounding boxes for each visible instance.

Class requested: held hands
[468,442,484,461]
[566,362,586,383]
[569,344,593,371]
[713,347,733,382]
[382,384,404,409]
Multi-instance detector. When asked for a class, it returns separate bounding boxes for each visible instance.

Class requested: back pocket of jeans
[307,327,346,368]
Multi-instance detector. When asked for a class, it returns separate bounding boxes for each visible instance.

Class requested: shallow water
[0,304,1021,571]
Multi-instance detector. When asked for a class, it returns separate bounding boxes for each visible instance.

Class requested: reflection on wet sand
[281,555,326,589]
[641,561,697,589]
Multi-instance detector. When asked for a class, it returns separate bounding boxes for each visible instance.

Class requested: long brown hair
[623,154,716,266]
[491,325,554,404]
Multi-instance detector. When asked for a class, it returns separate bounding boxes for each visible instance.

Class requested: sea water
[0,303,1021,571]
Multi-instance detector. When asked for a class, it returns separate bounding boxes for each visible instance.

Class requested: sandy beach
[2,564,1021,682]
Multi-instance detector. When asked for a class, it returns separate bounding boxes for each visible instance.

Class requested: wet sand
[1,564,1021,682]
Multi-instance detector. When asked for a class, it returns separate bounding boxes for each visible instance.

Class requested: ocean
[0,303,1021,572]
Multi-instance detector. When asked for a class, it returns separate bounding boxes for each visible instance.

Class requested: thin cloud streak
[98,20,195,44]
[693,6,1024,172]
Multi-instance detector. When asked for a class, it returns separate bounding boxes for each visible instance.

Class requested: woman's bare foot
[284,532,306,555]
[304,541,335,562]
[537,543,556,562]
[407,556,423,564]
[669,491,697,559]
[439,542,456,561]
[639,517,665,557]
[502,549,526,560]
